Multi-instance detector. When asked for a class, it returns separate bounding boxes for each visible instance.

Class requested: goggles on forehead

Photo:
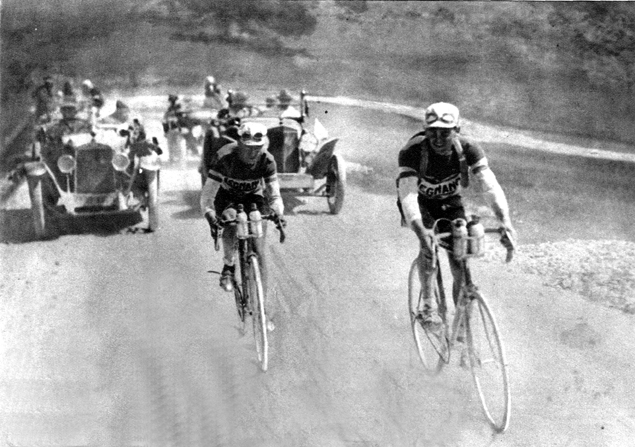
[240,132,265,142]
[425,112,457,126]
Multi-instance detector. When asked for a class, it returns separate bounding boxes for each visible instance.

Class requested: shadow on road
[0,209,144,244]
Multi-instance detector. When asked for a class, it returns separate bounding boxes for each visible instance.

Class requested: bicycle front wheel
[247,255,268,372]
[408,258,448,375]
[466,291,511,432]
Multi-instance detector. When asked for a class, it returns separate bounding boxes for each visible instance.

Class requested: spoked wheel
[408,258,449,375]
[326,153,346,214]
[247,255,268,372]
[466,291,511,432]
[233,283,247,335]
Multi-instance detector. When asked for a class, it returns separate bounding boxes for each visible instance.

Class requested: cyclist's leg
[441,197,468,305]
[416,199,442,325]
[240,195,269,293]
[215,191,238,285]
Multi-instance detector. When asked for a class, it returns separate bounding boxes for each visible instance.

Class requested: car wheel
[145,170,159,231]
[27,175,47,238]
[326,153,346,215]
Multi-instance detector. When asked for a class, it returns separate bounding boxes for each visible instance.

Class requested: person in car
[203,76,226,109]
[81,79,105,124]
[32,76,57,123]
[35,101,92,169]
[200,121,285,291]
[397,102,516,328]
[276,89,301,119]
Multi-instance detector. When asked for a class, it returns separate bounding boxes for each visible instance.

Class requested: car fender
[23,160,47,177]
[306,138,339,179]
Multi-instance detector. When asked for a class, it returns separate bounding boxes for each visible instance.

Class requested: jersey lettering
[419,176,461,198]
[222,177,261,193]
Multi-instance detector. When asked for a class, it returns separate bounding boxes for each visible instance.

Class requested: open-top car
[199,90,346,214]
[22,115,162,238]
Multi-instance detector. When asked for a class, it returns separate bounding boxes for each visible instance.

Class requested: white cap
[237,122,268,146]
[424,102,460,129]
[82,79,93,89]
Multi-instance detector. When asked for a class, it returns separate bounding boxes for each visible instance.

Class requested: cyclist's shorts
[418,195,466,231]
[214,188,268,217]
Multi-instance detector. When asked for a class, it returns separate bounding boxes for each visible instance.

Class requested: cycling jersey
[398,135,486,200]
[200,142,284,217]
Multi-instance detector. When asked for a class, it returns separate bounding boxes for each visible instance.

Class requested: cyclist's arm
[200,171,221,217]
[397,169,421,226]
[471,159,512,228]
[264,175,284,216]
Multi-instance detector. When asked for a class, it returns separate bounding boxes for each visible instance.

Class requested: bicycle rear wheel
[466,291,511,432]
[247,255,268,372]
[408,258,449,375]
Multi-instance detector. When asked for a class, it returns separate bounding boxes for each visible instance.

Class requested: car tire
[145,170,159,232]
[326,153,346,215]
[27,175,47,239]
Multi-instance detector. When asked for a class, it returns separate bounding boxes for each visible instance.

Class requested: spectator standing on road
[32,76,56,123]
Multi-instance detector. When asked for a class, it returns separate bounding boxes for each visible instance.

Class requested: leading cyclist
[397,102,516,327]
[201,121,285,291]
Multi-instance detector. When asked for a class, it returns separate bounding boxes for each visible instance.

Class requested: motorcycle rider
[200,121,285,291]
[397,102,516,327]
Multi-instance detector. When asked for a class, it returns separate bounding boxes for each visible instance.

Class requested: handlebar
[213,213,286,251]
[430,218,516,263]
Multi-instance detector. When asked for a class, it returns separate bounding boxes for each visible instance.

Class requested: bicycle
[408,216,515,432]
[212,209,286,372]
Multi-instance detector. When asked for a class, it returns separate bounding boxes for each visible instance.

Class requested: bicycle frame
[409,216,513,432]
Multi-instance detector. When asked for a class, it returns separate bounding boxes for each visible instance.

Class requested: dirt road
[1,101,633,446]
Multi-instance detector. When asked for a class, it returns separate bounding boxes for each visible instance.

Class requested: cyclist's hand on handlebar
[205,211,220,239]
[499,224,517,262]
[411,219,433,251]
[273,213,287,229]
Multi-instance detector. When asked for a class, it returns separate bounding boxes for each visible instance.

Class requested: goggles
[240,132,265,142]
[425,112,457,127]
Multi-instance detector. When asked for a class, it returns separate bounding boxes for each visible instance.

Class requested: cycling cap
[238,122,268,146]
[424,102,460,129]
[82,79,93,89]
[206,76,216,85]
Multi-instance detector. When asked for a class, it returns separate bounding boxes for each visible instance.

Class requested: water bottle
[467,215,485,256]
[452,218,468,259]
[249,203,263,238]
[236,204,248,238]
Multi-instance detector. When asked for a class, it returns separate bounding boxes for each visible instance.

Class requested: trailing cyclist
[200,121,285,292]
[397,102,516,328]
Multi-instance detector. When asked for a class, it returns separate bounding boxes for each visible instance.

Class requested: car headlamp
[57,155,75,174]
[112,153,130,171]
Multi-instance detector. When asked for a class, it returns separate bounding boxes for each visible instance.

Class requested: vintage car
[22,119,161,238]
[199,90,346,214]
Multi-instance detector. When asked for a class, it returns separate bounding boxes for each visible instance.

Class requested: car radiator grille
[75,146,116,193]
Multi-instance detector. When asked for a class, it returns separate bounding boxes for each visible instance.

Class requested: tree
[549,3,635,92]
[143,0,318,56]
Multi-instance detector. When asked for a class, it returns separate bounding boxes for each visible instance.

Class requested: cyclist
[201,121,285,291]
[397,102,516,327]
